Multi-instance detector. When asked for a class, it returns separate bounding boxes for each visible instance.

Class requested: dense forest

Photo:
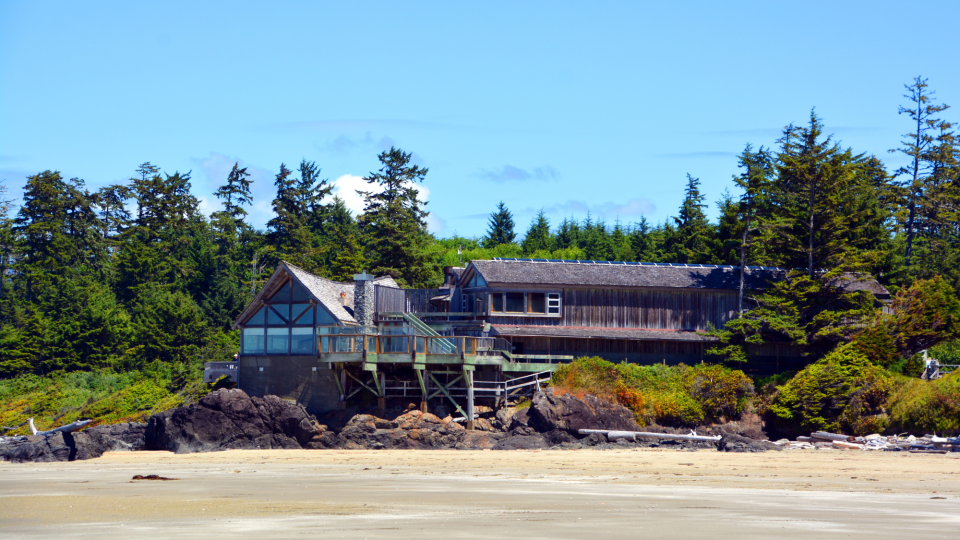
[0,77,958,381]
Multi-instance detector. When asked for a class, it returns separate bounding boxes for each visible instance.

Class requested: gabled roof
[468,259,783,290]
[231,262,401,329]
[467,258,890,296]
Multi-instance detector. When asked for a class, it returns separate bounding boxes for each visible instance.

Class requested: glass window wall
[242,328,265,355]
[267,327,289,354]
[291,327,314,354]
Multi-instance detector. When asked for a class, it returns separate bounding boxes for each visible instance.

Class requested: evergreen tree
[555,217,580,250]
[889,77,951,267]
[582,218,614,260]
[710,113,885,360]
[610,220,635,261]
[731,145,774,314]
[266,163,299,253]
[129,286,209,366]
[521,210,553,255]
[359,147,436,287]
[483,201,516,247]
[670,174,716,264]
[629,217,655,262]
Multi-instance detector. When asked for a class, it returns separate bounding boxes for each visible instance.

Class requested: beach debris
[577,429,721,443]
[131,475,178,481]
[770,431,960,453]
[27,418,93,437]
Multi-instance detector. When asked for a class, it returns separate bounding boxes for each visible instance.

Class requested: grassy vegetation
[0,362,211,436]
[550,353,960,437]
[886,373,960,435]
[551,357,754,427]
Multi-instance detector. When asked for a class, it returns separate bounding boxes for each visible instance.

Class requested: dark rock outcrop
[492,434,549,450]
[530,389,641,434]
[144,388,331,453]
[0,422,145,463]
[717,433,783,453]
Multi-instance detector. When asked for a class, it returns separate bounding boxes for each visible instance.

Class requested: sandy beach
[2,448,959,539]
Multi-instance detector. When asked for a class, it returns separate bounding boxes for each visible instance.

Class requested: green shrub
[768,344,893,436]
[552,357,754,427]
[887,373,960,435]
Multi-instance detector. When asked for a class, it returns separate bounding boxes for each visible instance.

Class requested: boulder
[492,434,548,450]
[717,433,783,453]
[456,430,506,450]
[144,389,328,453]
[530,389,641,434]
[337,410,467,449]
[0,422,145,463]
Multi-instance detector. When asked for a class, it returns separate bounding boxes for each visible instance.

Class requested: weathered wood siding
[560,288,737,330]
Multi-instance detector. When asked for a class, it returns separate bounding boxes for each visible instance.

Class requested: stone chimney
[353,270,375,327]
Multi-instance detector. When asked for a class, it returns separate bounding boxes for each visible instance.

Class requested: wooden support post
[416,369,428,413]
[465,370,475,431]
[377,371,386,411]
[428,372,468,419]
[334,367,346,410]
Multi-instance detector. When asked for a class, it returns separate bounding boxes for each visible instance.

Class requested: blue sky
[2,1,959,238]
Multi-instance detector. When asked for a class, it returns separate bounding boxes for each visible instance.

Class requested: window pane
[270,282,291,303]
[267,305,288,325]
[291,281,310,301]
[267,327,289,354]
[529,293,546,313]
[491,293,503,312]
[547,293,561,314]
[291,303,311,322]
[505,292,524,313]
[317,305,336,325]
[291,327,314,354]
[242,328,264,355]
[245,306,267,325]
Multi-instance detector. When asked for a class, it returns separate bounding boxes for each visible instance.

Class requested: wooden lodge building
[207,258,889,420]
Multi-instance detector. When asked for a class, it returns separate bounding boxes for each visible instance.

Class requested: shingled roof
[231,262,400,329]
[469,259,890,296]
[469,259,784,290]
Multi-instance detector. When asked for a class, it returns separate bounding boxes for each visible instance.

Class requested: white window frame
[547,293,562,315]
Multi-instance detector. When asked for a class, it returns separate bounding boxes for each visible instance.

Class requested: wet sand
[2,448,959,539]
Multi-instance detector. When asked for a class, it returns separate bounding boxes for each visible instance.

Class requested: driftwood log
[578,429,721,443]
[27,418,93,437]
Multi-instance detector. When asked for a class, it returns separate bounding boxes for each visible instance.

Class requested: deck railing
[319,334,509,357]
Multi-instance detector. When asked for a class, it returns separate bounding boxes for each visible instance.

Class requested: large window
[291,327,314,354]
[528,293,546,313]
[267,328,289,354]
[239,278,342,356]
[491,293,503,312]
[505,292,524,313]
[488,291,560,316]
[243,328,265,355]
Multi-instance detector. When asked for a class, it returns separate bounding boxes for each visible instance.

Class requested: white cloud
[331,174,371,215]
[196,196,217,217]
[426,213,446,235]
[331,174,431,216]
